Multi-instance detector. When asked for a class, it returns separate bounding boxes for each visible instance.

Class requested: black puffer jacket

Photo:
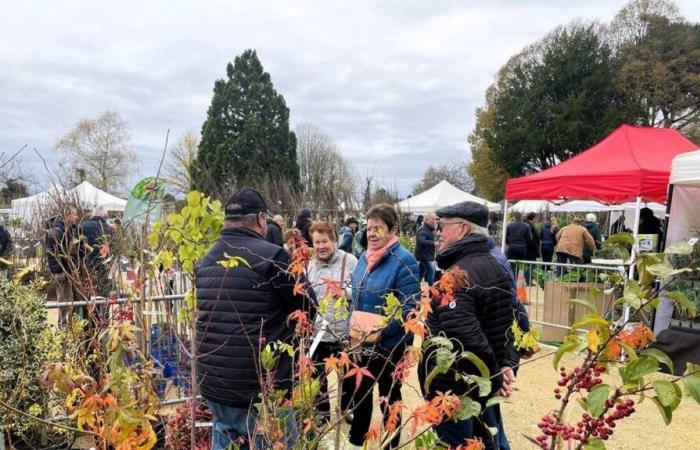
[195,227,315,407]
[265,220,283,246]
[419,234,518,399]
[46,216,73,275]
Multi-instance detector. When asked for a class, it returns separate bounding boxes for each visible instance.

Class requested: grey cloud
[2,0,699,196]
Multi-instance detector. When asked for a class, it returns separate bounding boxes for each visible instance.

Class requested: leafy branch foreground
[2,191,700,450]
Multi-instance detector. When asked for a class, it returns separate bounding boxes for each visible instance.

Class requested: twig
[0,398,98,436]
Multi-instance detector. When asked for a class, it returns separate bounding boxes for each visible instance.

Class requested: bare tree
[412,161,474,195]
[296,123,357,214]
[164,131,199,195]
[55,110,137,193]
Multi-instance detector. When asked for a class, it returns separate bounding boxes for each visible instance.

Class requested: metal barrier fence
[509,259,627,341]
[44,293,194,405]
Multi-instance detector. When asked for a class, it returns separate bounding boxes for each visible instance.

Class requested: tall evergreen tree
[486,24,629,176]
[194,50,300,196]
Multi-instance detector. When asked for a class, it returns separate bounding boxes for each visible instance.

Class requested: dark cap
[435,201,489,227]
[224,188,267,218]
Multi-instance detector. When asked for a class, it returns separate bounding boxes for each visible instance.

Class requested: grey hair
[225,213,259,227]
[92,206,109,218]
[466,221,489,236]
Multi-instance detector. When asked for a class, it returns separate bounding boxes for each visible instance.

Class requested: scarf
[365,235,399,273]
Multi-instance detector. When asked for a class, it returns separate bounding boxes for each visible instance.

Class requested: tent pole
[660,184,674,252]
[501,200,509,251]
[624,195,643,323]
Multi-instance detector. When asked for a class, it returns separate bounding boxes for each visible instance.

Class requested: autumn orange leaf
[344,364,375,392]
[365,420,382,441]
[455,437,486,450]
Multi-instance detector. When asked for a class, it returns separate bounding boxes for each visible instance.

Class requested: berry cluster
[579,399,635,441]
[556,365,605,393]
[533,366,634,448]
[535,415,581,447]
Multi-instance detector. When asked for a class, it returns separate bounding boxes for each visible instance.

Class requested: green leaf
[652,380,678,408]
[666,291,698,319]
[566,298,598,314]
[652,397,673,425]
[460,351,490,378]
[583,438,606,450]
[571,314,609,331]
[485,396,508,408]
[586,384,610,417]
[646,262,674,280]
[424,335,454,351]
[553,336,579,370]
[684,377,700,406]
[435,348,456,373]
[618,340,638,361]
[462,375,492,398]
[261,344,277,372]
[621,356,658,382]
[424,348,455,392]
[665,241,693,255]
[456,395,481,421]
[640,348,674,374]
[682,365,700,406]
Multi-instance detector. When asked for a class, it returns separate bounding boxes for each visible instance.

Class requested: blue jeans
[435,404,509,450]
[419,260,436,285]
[206,400,298,450]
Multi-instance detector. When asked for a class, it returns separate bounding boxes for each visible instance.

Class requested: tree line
[468,0,700,200]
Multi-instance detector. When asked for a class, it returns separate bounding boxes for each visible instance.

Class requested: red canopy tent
[505,124,698,204]
[501,125,698,298]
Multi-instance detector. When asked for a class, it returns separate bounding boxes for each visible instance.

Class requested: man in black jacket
[81,206,113,296]
[195,188,315,450]
[414,213,437,284]
[46,206,80,326]
[265,215,284,246]
[419,201,518,449]
[505,211,533,275]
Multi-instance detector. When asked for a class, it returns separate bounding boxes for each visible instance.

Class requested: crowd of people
[194,188,524,450]
[32,190,670,449]
[503,207,664,274]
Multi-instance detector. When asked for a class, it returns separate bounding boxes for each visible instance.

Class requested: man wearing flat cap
[419,201,518,449]
[195,188,315,450]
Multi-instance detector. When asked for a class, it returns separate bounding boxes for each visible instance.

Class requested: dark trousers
[313,342,352,419]
[346,344,405,448]
[419,260,436,285]
[505,245,527,278]
[435,404,509,450]
[555,252,581,275]
[541,245,554,263]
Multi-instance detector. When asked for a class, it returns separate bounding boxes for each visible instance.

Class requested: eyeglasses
[437,220,467,232]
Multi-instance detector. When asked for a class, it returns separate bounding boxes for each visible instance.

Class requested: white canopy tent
[509,200,550,214]
[396,180,501,213]
[10,181,127,225]
[655,150,700,333]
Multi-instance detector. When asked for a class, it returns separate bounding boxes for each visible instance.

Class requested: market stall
[502,124,698,262]
[396,179,500,213]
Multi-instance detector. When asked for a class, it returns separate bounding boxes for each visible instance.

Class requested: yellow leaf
[587,329,600,352]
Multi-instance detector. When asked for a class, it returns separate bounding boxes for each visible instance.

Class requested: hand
[498,366,516,398]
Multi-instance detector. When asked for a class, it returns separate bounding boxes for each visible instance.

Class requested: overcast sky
[1,0,698,197]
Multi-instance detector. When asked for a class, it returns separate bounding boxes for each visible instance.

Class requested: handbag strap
[340,252,348,284]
